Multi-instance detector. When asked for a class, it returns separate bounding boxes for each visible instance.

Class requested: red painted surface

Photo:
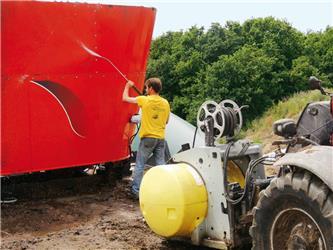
[1,1,156,175]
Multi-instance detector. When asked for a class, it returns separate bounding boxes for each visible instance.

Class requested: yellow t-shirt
[136,95,170,139]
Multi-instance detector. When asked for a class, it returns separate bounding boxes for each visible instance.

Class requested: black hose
[222,107,233,136]
[220,106,239,138]
[192,126,198,148]
[129,123,140,144]
[223,141,234,202]
[223,143,271,205]
[128,123,140,160]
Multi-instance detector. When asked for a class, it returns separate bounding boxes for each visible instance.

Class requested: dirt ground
[1,177,204,250]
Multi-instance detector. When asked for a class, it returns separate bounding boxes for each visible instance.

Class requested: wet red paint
[1,1,156,175]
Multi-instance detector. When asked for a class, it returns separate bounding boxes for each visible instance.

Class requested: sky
[102,0,333,38]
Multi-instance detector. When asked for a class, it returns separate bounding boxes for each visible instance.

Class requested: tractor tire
[250,170,333,250]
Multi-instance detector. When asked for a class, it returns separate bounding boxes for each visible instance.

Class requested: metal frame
[172,139,263,248]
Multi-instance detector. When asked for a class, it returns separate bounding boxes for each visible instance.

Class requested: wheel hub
[287,222,321,249]
[270,208,326,250]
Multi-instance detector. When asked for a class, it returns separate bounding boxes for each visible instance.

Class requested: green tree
[303,27,333,84]
[146,17,332,126]
[202,45,276,122]
[242,17,304,69]
[290,56,320,90]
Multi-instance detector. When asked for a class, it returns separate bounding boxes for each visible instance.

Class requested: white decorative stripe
[30,80,85,138]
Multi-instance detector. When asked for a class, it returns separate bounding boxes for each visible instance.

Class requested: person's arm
[122,80,138,103]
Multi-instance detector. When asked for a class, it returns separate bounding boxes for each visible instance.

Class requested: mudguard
[274,146,333,191]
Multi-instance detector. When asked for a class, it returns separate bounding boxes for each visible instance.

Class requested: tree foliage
[146,17,332,125]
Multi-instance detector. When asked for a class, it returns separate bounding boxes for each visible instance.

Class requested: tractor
[139,77,333,249]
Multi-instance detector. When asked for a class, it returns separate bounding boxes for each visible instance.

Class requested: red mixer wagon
[1,1,156,176]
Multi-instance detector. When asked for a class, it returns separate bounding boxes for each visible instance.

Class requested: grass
[244,90,331,153]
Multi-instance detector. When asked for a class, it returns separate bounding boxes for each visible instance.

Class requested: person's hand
[126,80,134,88]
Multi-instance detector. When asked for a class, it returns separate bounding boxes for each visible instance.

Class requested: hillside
[244,89,331,153]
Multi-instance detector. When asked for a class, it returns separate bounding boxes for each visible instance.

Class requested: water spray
[80,42,142,95]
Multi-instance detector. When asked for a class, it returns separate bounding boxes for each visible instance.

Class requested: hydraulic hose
[128,123,140,161]
[223,142,274,205]
[192,126,198,148]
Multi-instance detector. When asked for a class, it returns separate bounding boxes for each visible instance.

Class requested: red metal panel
[1,1,156,175]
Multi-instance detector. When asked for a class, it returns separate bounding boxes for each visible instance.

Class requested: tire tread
[251,169,333,250]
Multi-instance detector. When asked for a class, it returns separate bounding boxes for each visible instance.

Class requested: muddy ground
[1,175,207,250]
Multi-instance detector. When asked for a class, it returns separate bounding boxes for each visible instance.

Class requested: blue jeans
[132,137,165,195]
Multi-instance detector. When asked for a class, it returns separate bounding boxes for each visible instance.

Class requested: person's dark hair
[145,78,162,93]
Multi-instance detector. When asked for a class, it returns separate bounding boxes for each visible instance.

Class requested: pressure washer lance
[80,42,142,95]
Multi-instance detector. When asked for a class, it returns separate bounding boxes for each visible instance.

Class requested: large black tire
[250,170,333,250]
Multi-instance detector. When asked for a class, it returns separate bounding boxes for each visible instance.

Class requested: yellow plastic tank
[140,163,208,237]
